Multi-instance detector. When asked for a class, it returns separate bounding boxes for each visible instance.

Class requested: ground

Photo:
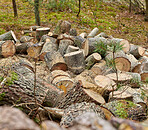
[0,0,147,47]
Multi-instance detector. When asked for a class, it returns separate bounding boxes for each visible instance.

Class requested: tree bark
[12,0,18,17]
[34,0,40,26]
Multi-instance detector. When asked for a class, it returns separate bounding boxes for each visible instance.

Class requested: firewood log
[30,25,42,31]
[66,45,79,54]
[95,32,112,38]
[27,42,44,59]
[140,71,148,82]
[16,42,34,54]
[129,44,146,59]
[21,30,35,36]
[94,75,117,92]
[0,40,16,58]
[20,36,34,43]
[69,28,77,36]
[105,51,131,72]
[74,36,85,48]
[102,100,147,121]
[64,50,85,74]
[60,103,105,128]
[79,32,87,38]
[58,39,74,56]
[0,30,17,42]
[88,27,99,38]
[45,51,67,71]
[39,37,57,61]
[85,52,102,69]
[57,81,106,109]
[36,27,50,41]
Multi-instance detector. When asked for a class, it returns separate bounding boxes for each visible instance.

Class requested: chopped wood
[85,52,102,69]
[69,28,77,36]
[74,36,85,48]
[36,27,50,41]
[21,30,35,36]
[129,44,146,59]
[79,32,87,38]
[140,71,148,82]
[64,50,85,74]
[94,75,117,92]
[60,103,105,128]
[57,81,106,109]
[0,40,16,58]
[39,37,57,60]
[20,36,34,43]
[47,32,58,38]
[30,25,42,31]
[45,51,67,71]
[0,30,17,42]
[16,42,34,54]
[95,32,112,38]
[88,27,99,38]
[58,39,74,56]
[66,45,79,54]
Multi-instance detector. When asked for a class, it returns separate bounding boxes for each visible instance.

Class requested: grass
[0,0,147,47]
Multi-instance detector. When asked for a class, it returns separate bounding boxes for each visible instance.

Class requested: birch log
[36,27,50,41]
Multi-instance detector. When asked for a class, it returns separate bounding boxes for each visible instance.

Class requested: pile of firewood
[0,20,148,129]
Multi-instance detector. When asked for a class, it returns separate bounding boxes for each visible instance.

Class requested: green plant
[5,71,18,86]
[0,92,5,101]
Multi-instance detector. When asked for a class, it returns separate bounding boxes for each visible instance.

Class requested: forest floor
[0,0,147,47]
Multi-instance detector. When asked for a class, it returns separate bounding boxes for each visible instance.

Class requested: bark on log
[85,52,102,69]
[69,28,77,36]
[16,42,34,54]
[58,39,74,56]
[88,27,99,38]
[0,40,16,58]
[0,30,17,42]
[95,32,112,38]
[74,36,85,48]
[20,36,34,43]
[45,51,67,71]
[21,30,35,36]
[64,50,85,74]
[39,37,57,61]
[27,42,44,59]
[129,44,146,59]
[94,75,117,92]
[66,45,79,54]
[91,60,106,75]
[60,103,105,128]
[102,100,147,121]
[36,27,50,41]
[30,26,42,31]
[57,81,106,109]
[105,51,131,72]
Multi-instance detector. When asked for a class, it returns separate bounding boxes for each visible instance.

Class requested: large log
[45,51,67,71]
[0,40,16,58]
[39,37,57,61]
[36,27,50,41]
[58,39,74,56]
[0,30,17,42]
[64,50,85,74]
[57,81,106,109]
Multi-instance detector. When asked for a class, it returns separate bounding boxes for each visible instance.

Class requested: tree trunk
[12,0,18,17]
[34,0,40,26]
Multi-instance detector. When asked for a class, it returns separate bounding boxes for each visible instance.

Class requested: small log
[85,52,102,69]
[79,32,87,38]
[57,81,106,109]
[30,25,42,31]
[88,27,99,38]
[20,36,34,43]
[66,45,79,54]
[36,27,50,41]
[21,30,35,36]
[94,75,117,92]
[58,39,74,56]
[27,42,44,59]
[74,36,85,48]
[95,32,111,38]
[129,44,146,59]
[0,40,16,58]
[106,72,133,83]
[39,37,57,61]
[140,71,148,82]
[0,30,17,42]
[45,51,67,71]
[102,100,147,121]
[60,103,105,128]
[16,42,34,54]
[105,51,131,72]
[69,28,77,36]
[91,60,106,75]
[47,32,58,39]
[64,50,85,74]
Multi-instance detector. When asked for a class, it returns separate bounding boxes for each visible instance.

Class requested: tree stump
[0,30,17,42]
[45,51,67,71]
[36,27,50,41]
[0,40,16,58]
[64,50,85,74]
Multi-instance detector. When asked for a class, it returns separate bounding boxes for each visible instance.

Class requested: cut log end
[51,63,68,72]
